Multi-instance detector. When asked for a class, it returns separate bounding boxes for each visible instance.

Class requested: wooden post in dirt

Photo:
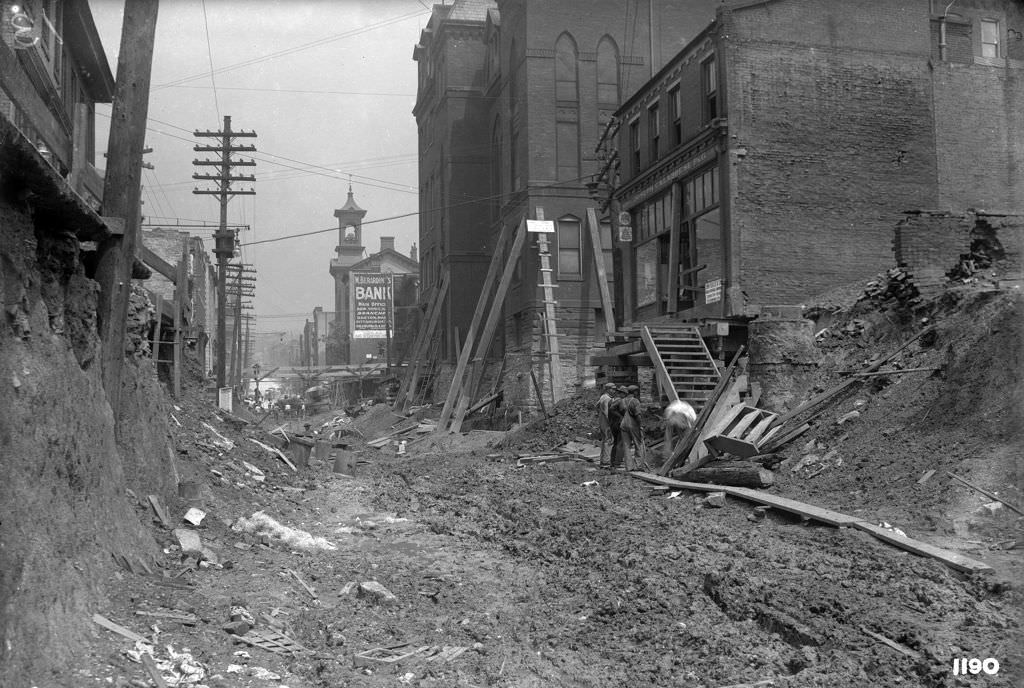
[93,0,160,414]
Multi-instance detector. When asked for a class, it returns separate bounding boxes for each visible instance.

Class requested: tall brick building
[610,0,1023,333]
[413,0,718,404]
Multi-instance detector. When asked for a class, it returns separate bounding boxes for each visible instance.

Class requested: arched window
[555,33,578,102]
[597,36,620,107]
[555,33,579,181]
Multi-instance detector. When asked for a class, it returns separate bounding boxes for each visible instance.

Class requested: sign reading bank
[351,272,393,339]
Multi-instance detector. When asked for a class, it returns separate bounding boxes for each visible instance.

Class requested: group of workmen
[596,383,649,471]
[597,383,697,472]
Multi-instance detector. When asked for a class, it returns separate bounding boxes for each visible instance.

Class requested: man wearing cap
[607,386,627,469]
[619,385,648,470]
[596,383,616,468]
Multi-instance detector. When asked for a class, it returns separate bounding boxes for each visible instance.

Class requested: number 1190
[952,657,999,675]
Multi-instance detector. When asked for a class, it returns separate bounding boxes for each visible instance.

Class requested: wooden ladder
[534,207,564,405]
[642,324,720,412]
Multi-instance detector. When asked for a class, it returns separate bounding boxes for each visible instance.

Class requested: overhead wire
[240,171,603,248]
[154,8,427,90]
[199,0,221,120]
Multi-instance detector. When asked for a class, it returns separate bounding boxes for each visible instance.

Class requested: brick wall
[724,0,938,308]
[895,211,1024,294]
[933,63,1024,212]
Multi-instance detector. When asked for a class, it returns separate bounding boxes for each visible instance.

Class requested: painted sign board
[351,272,393,339]
[526,220,555,233]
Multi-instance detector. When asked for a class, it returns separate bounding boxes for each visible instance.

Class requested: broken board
[630,472,993,574]
[234,629,310,655]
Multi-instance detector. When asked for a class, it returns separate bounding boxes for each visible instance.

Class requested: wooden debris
[140,653,168,688]
[849,366,941,377]
[859,626,922,660]
[947,472,1024,516]
[675,461,775,488]
[93,613,148,644]
[630,472,993,573]
[234,628,309,655]
[134,609,198,625]
[353,643,431,668]
[916,469,936,485]
[147,495,172,529]
[659,346,746,475]
[248,438,297,472]
[288,568,318,599]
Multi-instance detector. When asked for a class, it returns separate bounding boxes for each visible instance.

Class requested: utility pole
[193,115,256,389]
[94,0,159,415]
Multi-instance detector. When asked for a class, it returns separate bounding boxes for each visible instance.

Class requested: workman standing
[607,386,627,470]
[596,382,616,468]
[619,385,648,471]
[663,399,697,461]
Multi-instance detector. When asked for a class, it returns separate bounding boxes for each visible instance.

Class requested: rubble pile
[859,266,922,311]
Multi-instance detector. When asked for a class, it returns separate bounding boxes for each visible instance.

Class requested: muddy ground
[67,287,1022,688]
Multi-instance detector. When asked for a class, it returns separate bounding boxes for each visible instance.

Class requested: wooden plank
[93,613,148,644]
[147,495,171,529]
[640,326,679,403]
[665,183,681,313]
[850,521,992,573]
[438,221,516,430]
[140,653,168,688]
[744,414,778,444]
[288,568,318,599]
[859,626,922,660]
[395,274,448,411]
[631,472,857,526]
[947,472,1024,516]
[704,434,761,459]
[916,469,936,485]
[586,208,616,335]
[450,219,528,432]
[138,242,177,282]
[850,366,941,377]
[759,423,810,454]
[725,406,761,439]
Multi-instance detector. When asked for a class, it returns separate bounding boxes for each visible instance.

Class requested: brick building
[139,228,216,370]
[328,186,419,366]
[413,0,718,405]
[609,0,1023,336]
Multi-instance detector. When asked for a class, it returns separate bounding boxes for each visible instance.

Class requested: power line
[239,172,601,248]
[200,0,221,119]
[163,85,415,98]
[154,8,427,90]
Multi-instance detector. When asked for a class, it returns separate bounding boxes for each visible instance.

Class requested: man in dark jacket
[596,383,616,468]
[607,386,627,469]
[619,385,648,471]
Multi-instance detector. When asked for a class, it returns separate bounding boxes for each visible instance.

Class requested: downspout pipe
[939,0,957,62]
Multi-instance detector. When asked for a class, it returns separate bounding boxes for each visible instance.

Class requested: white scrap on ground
[232,511,337,551]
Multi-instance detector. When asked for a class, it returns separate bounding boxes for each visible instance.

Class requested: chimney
[380,236,395,253]
[410,242,418,262]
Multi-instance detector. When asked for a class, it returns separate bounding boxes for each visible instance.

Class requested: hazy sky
[90,0,430,337]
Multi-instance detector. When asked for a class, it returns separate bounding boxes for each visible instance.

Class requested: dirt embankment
[0,188,173,685]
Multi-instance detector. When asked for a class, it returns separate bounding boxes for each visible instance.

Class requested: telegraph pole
[95,0,159,415]
[193,115,256,388]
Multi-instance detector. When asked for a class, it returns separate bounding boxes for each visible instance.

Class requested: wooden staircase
[641,324,721,412]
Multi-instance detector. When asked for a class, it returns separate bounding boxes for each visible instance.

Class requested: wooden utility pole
[94,0,159,414]
[193,116,256,388]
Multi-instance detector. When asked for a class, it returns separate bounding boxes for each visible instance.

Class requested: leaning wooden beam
[394,274,449,412]
[449,220,529,433]
[438,221,517,430]
[849,366,941,377]
[640,325,679,403]
[630,472,992,574]
[658,346,745,476]
[138,242,177,282]
[586,208,616,336]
